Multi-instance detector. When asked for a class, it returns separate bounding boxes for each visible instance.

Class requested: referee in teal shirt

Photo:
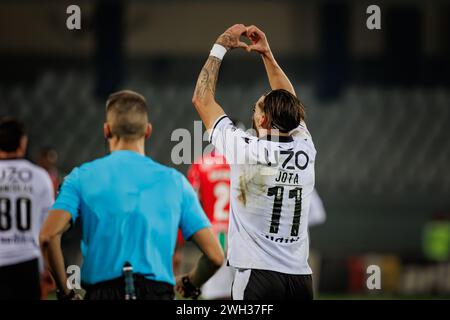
[40,90,224,300]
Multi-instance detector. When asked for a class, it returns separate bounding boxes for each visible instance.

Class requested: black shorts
[0,258,41,300]
[232,269,313,300]
[84,275,174,300]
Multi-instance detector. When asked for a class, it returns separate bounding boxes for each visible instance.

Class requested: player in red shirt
[185,150,233,299]
[188,151,230,243]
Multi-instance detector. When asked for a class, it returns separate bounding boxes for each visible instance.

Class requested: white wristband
[209,44,227,60]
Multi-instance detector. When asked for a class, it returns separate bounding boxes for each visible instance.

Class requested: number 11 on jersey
[267,187,302,236]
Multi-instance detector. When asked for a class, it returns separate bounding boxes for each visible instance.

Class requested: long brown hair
[262,89,305,133]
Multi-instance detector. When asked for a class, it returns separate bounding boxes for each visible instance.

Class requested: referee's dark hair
[105,90,149,141]
[0,117,27,152]
[262,89,305,133]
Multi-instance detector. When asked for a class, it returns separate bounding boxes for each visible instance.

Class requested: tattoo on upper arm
[195,56,222,99]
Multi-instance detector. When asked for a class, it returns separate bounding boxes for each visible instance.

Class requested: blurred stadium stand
[2,71,449,263]
[1,71,448,197]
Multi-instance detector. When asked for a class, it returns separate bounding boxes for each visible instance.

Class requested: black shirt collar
[259,135,294,143]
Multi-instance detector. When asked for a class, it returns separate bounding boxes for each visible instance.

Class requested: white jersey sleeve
[38,171,54,226]
[308,188,326,227]
[209,115,277,166]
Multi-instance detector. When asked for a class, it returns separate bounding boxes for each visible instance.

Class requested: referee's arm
[176,174,225,298]
[39,210,72,297]
[175,227,224,298]
[40,168,81,299]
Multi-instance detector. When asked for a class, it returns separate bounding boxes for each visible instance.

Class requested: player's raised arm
[247,25,296,97]
[192,24,249,130]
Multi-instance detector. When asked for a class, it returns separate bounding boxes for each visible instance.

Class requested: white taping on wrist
[209,44,227,60]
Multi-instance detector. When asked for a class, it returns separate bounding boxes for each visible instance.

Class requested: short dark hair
[105,90,149,140]
[261,89,305,133]
[0,117,26,152]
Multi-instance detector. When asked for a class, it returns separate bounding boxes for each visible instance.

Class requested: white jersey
[0,159,54,267]
[210,116,316,275]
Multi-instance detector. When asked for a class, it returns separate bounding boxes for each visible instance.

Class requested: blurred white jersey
[0,159,54,267]
[210,116,316,275]
[308,188,326,227]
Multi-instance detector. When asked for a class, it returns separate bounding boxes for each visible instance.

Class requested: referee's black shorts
[84,275,174,300]
[232,268,313,300]
[0,258,41,300]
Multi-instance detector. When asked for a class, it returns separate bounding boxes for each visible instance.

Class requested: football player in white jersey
[0,117,54,300]
[188,24,316,300]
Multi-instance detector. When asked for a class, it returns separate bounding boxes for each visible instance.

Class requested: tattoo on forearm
[194,56,222,99]
[216,34,233,50]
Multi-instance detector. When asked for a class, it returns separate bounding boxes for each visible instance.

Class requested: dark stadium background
[1,0,449,299]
